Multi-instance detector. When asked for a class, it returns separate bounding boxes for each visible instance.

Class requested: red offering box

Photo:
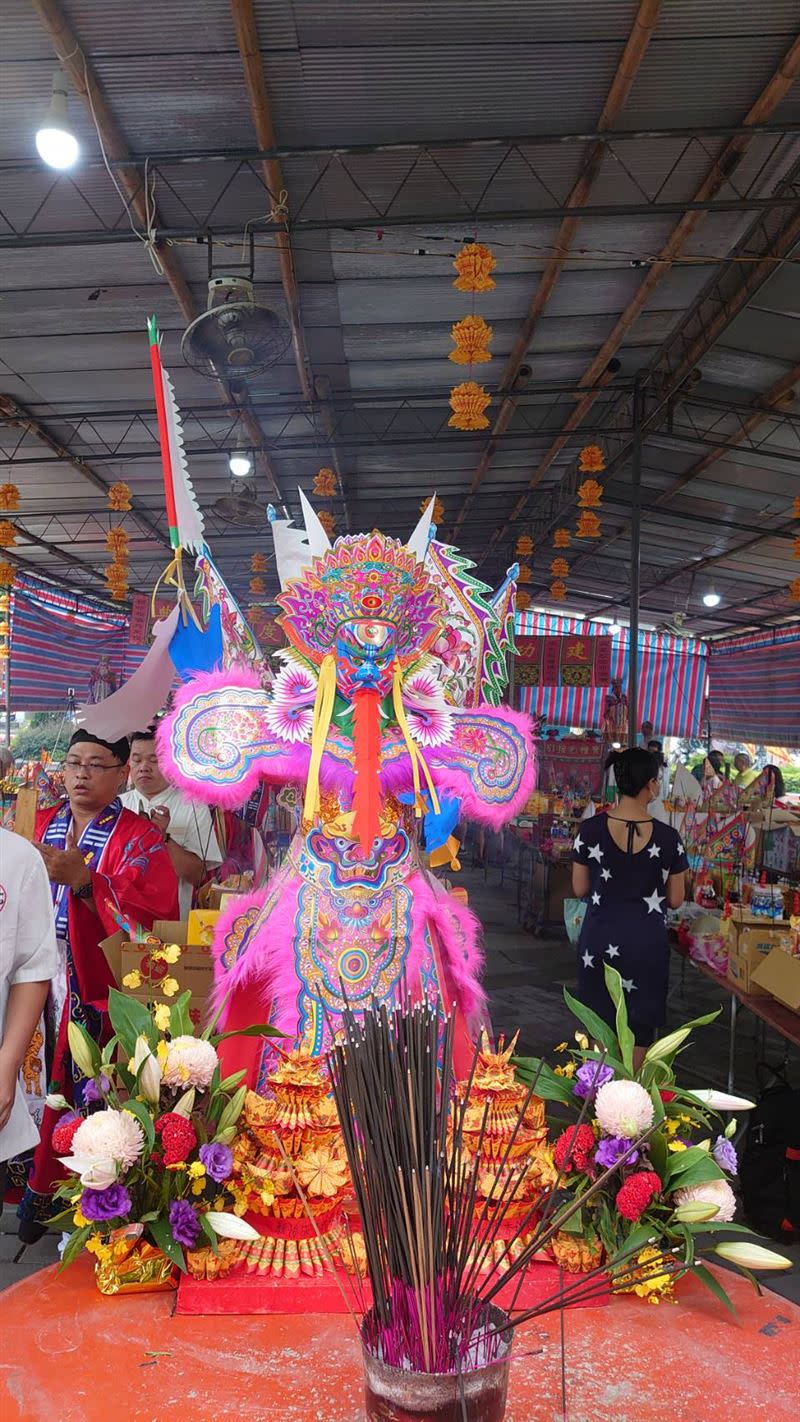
[176,1258,608,1316]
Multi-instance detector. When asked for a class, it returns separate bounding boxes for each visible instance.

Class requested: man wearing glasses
[11,730,178,1241]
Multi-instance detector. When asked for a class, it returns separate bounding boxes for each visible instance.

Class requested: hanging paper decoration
[577,478,603,509]
[576,510,601,538]
[0,522,17,549]
[249,575,266,596]
[515,534,533,558]
[0,483,20,512]
[317,510,337,538]
[517,563,532,584]
[790,577,800,604]
[0,561,15,586]
[578,444,606,473]
[106,526,129,561]
[550,579,568,601]
[312,467,337,498]
[251,552,267,573]
[553,528,571,549]
[448,314,493,365]
[793,536,800,559]
[421,495,445,525]
[516,590,531,612]
[550,557,569,578]
[108,481,132,512]
[452,243,496,293]
[448,381,491,431]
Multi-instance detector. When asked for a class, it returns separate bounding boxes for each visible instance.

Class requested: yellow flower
[188,1161,206,1180]
[191,1181,206,1196]
[154,943,182,964]
[73,1207,89,1227]
[554,1061,576,1079]
[554,1042,569,1054]
[259,1182,276,1208]
[668,1140,688,1153]
[574,1032,589,1050]
[213,1195,225,1210]
[122,970,142,990]
[161,977,179,998]
[663,1116,681,1136]
[153,1002,171,1032]
[157,1039,169,1065]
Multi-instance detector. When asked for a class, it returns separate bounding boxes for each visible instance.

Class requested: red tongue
[352,688,382,853]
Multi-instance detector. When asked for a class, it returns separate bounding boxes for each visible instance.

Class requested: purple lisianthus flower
[573,1060,614,1100]
[80,1183,132,1222]
[712,1135,738,1175]
[199,1143,234,1184]
[169,1198,200,1248]
[595,1136,639,1171]
[82,1074,111,1105]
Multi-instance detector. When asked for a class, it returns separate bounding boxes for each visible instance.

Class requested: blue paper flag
[168,603,223,682]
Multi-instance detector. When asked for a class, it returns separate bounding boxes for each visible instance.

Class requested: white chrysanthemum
[163,1035,219,1090]
[674,1178,737,1223]
[595,1079,654,1139]
[71,1108,145,1170]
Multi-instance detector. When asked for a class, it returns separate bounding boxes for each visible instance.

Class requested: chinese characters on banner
[516,634,613,688]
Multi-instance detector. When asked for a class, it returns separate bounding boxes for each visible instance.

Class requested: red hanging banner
[516,634,612,688]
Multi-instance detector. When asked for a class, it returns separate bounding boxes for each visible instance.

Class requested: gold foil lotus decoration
[515,535,534,557]
[0,561,16,586]
[452,242,496,292]
[789,577,800,603]
[550,579,568,600]
[0,483,20,513]
[517,563,532,584]
[575,510,601,539]
[249,575,266,596]
[317,509,336,537]
[448,314,493,365]
[106,526,129,559]
[553,528,571,549]
[0,522,17,549]
[107,481,132,512]
[578,443,606,473]
[550,557,569,578]
[250,552,267,573]
[577,478,603,509]
[422,495,445,524]
[448,381,491,430]
[516,590,531,611]
[312,466,337,498]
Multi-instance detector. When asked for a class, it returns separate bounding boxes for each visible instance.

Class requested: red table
[3,1259,798,1421]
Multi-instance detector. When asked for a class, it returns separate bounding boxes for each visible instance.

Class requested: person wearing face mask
[572,748,687,1068]
[10,730,178,1241]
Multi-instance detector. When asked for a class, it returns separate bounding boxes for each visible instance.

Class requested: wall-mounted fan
[181,235,290,379]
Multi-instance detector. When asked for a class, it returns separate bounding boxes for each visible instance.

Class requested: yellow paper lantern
[0,522,17,549]
[550,557,569,578]
[107,481,132,512]
[515,534,534,557]
[251,552,267,573]
[452,243,496,293]
[448,381,491,431]
[317,510,336,537]
[553,528,571,549]
[312,467,337,498]
[0,483,20,513]
[550,579,568,601]
[448,314,493,365]
[578,444,606,473]
[577,479,603,509]
[576,510,601,539]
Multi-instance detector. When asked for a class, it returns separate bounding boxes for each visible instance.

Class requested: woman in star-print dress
[572,748,687,1058]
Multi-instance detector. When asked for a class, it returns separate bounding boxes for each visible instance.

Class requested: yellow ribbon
[302,653,337,829]
[150,547,203,631]
[392,660,441,818]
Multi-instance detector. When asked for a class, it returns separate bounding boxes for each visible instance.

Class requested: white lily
[58,1153,118,1188]
[687,1089,755,1113]
[131,1034,162,1105]
[203,1211,261,1241]
[714,1241,791,1271]
[67,1021,97,1079]
[172,1087,196,1119]
[45,1093,71,1111]
[672,1201,720,1223]
[644,1026,692,1062]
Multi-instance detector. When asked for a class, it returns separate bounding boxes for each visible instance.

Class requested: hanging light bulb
[702,587,721,608]
[36,70,80,171]
[229,449,252,478]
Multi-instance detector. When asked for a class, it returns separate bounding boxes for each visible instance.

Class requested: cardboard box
[751,947,800,1013]
[100,920,213,1030]
[726,914,794,997]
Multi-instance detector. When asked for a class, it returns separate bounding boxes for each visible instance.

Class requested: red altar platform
[3,1259,797,1421]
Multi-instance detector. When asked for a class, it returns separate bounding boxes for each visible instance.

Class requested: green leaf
[648,1128,668,1180]
[562,988,618,1056]
[664,1145,723,1188]
[212,1023,286,1045]
[201,986,232,1042]
[513,1056,576,1104]
[108,988,157,1055]
[199,1212,220,1255]
[603,965,634,1074]
[692,1262,737,1317]
[148,1215,187,1273]
[215,1084,247,1136]
[58,1225,93,1271]
[559,1207,584,1236]
[169,990,194,1038]
[101,1035,119,1068]
[122,1097,156,1150]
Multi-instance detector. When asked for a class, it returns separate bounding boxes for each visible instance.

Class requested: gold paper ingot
[550,1231,604,1274]
[94,1226,177,1295]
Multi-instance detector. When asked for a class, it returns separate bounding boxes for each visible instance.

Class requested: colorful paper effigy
[159,496,535,1085]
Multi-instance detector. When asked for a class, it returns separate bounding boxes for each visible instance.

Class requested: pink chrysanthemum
[71,1108,145,1170]
[163,1035,219,1090]
[595,1080,654,1139]
[674,1178,737,1222]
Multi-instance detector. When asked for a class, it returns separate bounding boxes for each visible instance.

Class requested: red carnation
[616,1170,661,1222]
[160,1116,197,1166]
[51,1116,82,1155]
[553,1124,596,1174]
[659,1090,676,1104]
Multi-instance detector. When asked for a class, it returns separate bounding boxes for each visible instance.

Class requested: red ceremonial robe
[13,801,179,1224]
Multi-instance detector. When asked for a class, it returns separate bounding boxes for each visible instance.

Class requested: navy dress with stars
[572,812,688,1044]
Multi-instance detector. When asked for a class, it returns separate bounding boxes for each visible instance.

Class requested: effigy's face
[334,619,398,700]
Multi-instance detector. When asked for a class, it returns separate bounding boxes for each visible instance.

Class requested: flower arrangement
[452,242,496,292]
[52,986,281,1288]
[107,481,132,512]
[448,314,493,365]
[448,380,491,430]
[515,964,790,1306]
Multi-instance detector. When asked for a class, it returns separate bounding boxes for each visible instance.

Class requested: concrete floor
[2,857,798,1303]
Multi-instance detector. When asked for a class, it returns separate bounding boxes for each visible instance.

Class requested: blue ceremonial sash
[43,797,123,941]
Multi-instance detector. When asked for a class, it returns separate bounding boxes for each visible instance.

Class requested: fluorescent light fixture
[702,588,721,609]
[36,71,79,170]
[229,450,252,477]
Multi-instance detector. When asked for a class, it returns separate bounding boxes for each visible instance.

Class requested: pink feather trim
[210,869,304,1033]
[407,871,486,1027]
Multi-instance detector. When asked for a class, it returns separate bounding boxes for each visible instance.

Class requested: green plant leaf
[211,1023,286,1044]
[101,1035,119,1068]
[562,988,618,1056]
[108,988,157,1054]
[664,1144,722,1185]
[513,1056,576,1104]
[559,1207,584,1236]
[692,1262,737,1317]
[603,965,634,1074]
[215,1084,247,1136]
[169,990,194,1038]
[122,1098,156,1150]
[648,1128,668,1180]
[58,1225,93,1271]
[148,1215,187,1273]
[199,1212,220,1255]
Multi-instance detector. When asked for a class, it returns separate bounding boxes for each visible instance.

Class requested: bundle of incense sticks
[327,996,671,1377]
